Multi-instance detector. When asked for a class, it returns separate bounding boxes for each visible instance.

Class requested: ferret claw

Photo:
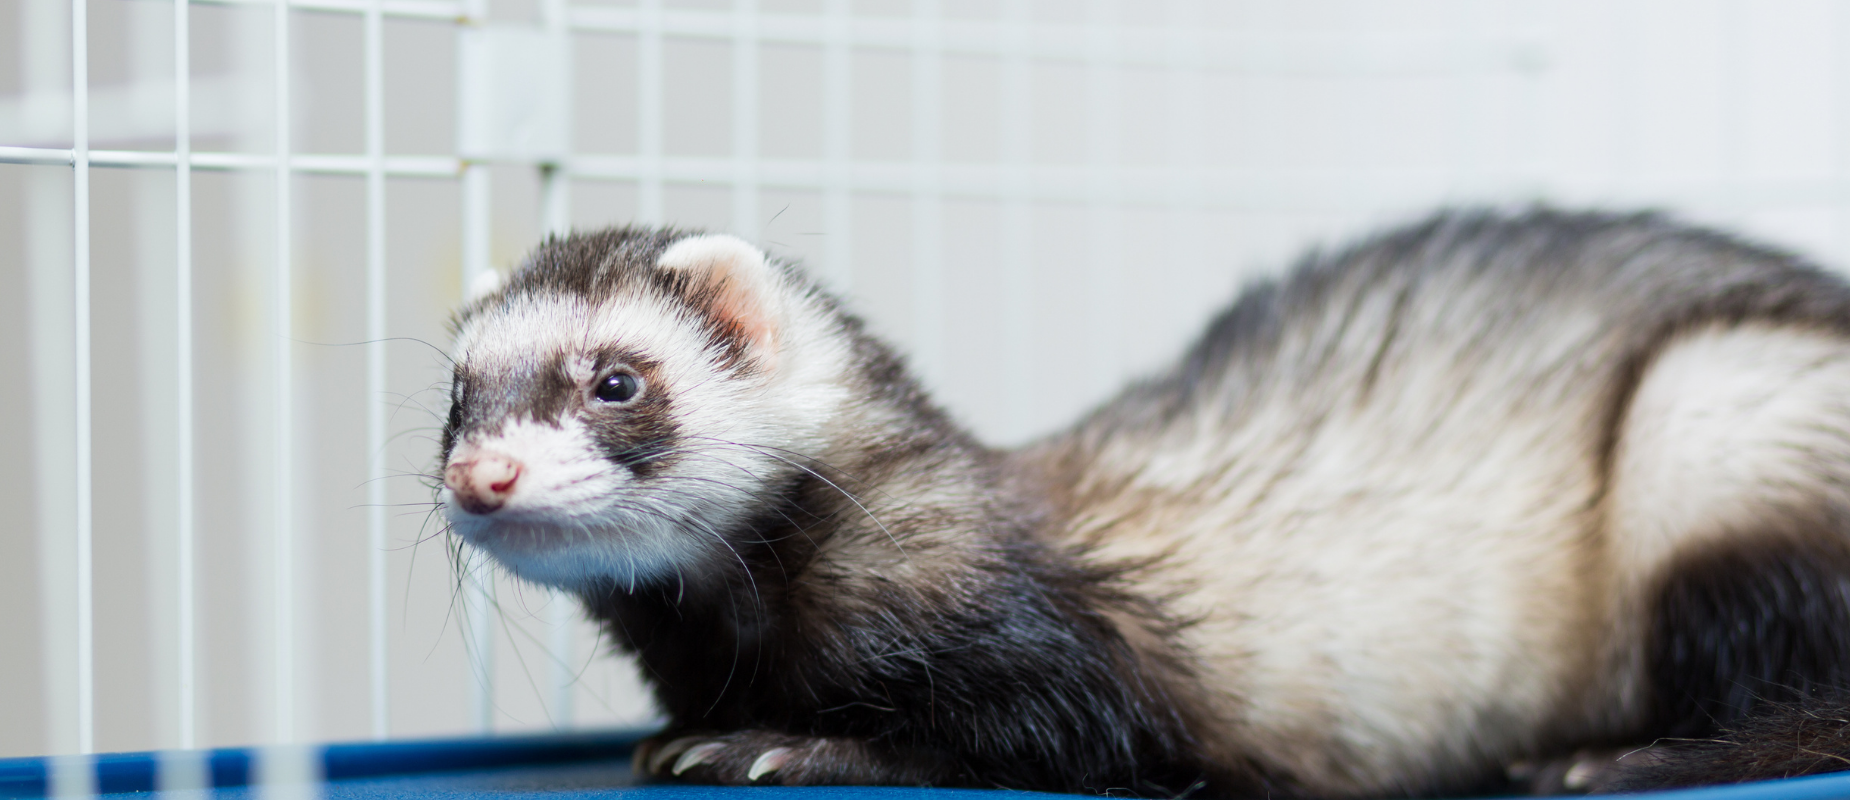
[673,742,726,776]
[649,736,706,775]
[1563,759,1602,791]
[746,747,793,782]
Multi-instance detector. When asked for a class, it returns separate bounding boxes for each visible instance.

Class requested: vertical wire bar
[175,0,198,754]
[127,0,169,761]
[62,1,101,789]
[731,0,759,239]
[541,168,571,235]
[461,163,495,733]
[72,0,96,765]
[998,0,1032,440]
[1166,0,1206,359]
[909,0,943,389]
[1837,0,1850,266]
[1082,0,1122,384]
[1446,2,1485,200]
[539,0,575,729]
[544,581,575,728]
[364,0,390,742]
[459,176,495,731]
[1507,2,1545,197]
[271,0,296,748]
[540,0,572,236]
[821,0,852,291]
[637,0,664,224]
[1718,0,1745,219]
[458,0,494,736]
[544,583,573,728]
[459,0,490,289]
[260,10,320,794]
[460,170,491,321]
[1607,0,1640,198]
[26,0,84,780]
[460,165,495,732]
[464,551,495,733]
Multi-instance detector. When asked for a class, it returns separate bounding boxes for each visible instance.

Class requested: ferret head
[439,228,858,590]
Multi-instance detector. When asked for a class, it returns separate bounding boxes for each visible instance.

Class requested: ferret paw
[632,730,849,786]
[1506,746,1661,795]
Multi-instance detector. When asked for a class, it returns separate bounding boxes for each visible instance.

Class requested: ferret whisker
[718,442,905,556]
[650,454,832,553]
[475,580,567,730]
[293,334,459,367]
[385,390,447,426]
[615,494,771,622]
[384,426,447,449]
[410,505,456,549]
[356,501,444,511]
[691,437,892,499]
[647,467,825,535]
[681,435,903,513]
[428,535,476,663]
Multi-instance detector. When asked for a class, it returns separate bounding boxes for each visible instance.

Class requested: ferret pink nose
[445,454,523,515]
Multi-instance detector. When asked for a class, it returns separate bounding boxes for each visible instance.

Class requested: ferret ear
[656,234,783,358]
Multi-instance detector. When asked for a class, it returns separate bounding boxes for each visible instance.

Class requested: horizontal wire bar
[114,0,1542,74]
[567,6,1549,75]
[11,145,1850,211]
[154,0,463,21]
[0,146,461,176]
[0,145,68,165]
[557,155,1850,209]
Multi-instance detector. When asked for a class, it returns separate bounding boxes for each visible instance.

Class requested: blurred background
[3,0,1848,760]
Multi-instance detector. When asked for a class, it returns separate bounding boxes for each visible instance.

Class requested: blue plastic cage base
[6,730,1850,800]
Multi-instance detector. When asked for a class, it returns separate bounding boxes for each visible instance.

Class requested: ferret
[438,209,1850,797]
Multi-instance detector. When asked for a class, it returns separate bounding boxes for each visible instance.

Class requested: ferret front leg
[633,729,959,787]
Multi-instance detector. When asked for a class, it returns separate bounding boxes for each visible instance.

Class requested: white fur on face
[447,293,770,588]
[447,416,617,521]
[445,246,860,590]
[443,416,713,588]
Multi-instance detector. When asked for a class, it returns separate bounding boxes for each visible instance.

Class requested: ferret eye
[595,372,642,404]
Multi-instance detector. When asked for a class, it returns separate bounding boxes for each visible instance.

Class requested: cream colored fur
[1055,319,1850,797]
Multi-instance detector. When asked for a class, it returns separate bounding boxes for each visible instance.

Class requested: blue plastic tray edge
[0,728,650,797]
[8,732,1850,799]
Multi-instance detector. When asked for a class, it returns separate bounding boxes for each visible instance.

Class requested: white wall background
[3,0,1850,759]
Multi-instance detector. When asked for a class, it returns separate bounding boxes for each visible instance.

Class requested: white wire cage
[5,0,1850,785]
